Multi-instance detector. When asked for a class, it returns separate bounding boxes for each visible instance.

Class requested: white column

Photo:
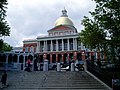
[81,42,84,50]
[44,41,46,51]
[17,55,20,63]
[36,42,39,52]
[46,40,47,51]
[62,39,64,51]
[6,55,8,64]
[17,55,20,70]
[37,41,40,52]
[73,38,75,50]
[67,38,70,51]
[75,38,77,50]
[51,40,53,51]
[56,39,58,51]
[39,41,40,52]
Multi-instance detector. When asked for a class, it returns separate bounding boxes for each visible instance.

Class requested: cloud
[5,0,96,47]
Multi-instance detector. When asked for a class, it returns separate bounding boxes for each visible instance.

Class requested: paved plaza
[0,71,111,90]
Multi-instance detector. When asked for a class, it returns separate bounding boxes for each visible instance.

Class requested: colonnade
[0,51,101,71]
[0,53,34,71]
[37,38,78,52]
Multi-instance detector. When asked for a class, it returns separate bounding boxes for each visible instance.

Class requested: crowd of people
[25,56,39,72]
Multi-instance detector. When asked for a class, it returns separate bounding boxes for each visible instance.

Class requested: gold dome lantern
[55,9,74,26]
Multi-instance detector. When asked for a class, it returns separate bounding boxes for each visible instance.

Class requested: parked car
[75,60,84,71]
[48,63,57,70]
[61,64,69,71]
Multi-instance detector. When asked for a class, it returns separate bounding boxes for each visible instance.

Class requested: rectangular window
[70,42,73,50]
[59,43,62,51]
[53,43,56,51]
[64,43,67,50]
[47,44,50,51]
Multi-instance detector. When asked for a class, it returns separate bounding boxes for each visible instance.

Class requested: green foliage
[80,0,120,61]
[91,0,120,45]
[0,39,3,51]
[0,0,10,51]
[2,42,12,51]
[0,40,12,52]
[0,21,10,36]
[80,0,120,51]
[80,16,106,50]
[0,0,10,37]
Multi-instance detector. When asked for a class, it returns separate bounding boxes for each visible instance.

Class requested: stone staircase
[2,71,110,90]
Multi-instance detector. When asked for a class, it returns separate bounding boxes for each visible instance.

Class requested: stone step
[7,86,108,90]
[3,71,110,90]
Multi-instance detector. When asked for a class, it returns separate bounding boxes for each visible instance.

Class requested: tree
[0,0,10,52]
[2,42,12,51]
[80,16,106,50]
[80,0,120,60]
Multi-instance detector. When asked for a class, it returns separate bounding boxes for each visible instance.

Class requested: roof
[48,25,77,32]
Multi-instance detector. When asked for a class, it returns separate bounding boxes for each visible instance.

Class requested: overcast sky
[5,0,96,47]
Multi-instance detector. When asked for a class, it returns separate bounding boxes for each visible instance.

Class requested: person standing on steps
[1,70,7,88]
[27,58,32,72]
[97,59,101,69]
[34,57,38,71]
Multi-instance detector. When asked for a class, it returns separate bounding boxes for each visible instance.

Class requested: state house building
[23,9,86,63]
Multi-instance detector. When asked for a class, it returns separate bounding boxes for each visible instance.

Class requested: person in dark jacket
[97,59,101,68]
[1,71,7,87]
[26,58,32,72]
[34,57,38,71]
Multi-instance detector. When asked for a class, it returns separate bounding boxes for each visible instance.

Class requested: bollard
[57,63,61,71]
[17,63,21,71]
[71,63,75,71]
[43,63,48,71]
[43,60,48,71]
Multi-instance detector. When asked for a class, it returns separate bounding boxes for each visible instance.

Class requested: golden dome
[55,9,74,26]
[55,17,74,26]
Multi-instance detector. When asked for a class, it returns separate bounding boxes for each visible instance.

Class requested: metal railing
[86,60,113,88]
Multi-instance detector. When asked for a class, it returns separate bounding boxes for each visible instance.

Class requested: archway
[2,54,6,62]
[58,54,61,63]
[19,55,24,63]
[52,54,56,63]
[13,54,17,63]
[28,54,33,61]
[69,53,73,60]
[77,53,82,60]
[0,54,6,69]
[39,55,43,63]
[47,54,50,63]
[0,54,6,62]
[8,54,13,63]
[19,55,24,70]
[25,56,27,63]
[64,53,67,64]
